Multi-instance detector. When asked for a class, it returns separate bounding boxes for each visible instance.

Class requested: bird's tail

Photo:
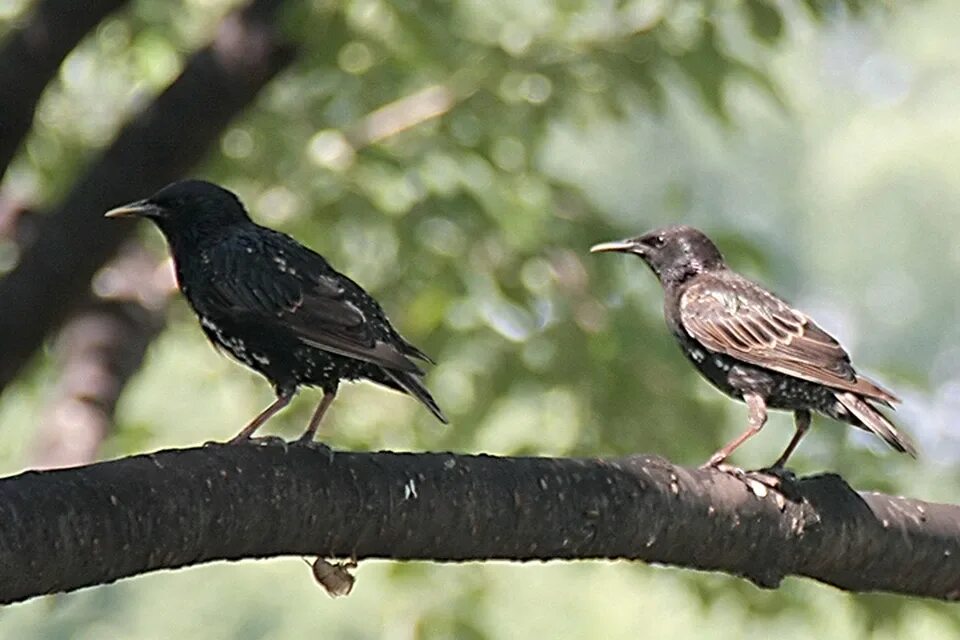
[396,334,436,365]
[384,369,448,424]
[835,391,917,457]
[851,374,899,408]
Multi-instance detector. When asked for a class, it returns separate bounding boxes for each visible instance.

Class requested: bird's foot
[292,437,335,461]
[699,450,733,470]
[294,431,317,445]
[706,463,799,507]
[749,466,802,503]
[227,435,290,450]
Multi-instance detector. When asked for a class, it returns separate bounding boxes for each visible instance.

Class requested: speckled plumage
[106,180,446,442]
[592,225,916,468]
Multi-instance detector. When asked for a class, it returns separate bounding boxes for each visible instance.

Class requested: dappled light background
[1,0,959,637]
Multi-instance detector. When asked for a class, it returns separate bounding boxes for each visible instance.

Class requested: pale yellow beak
[104,199,153,218]
[590,239,638,254]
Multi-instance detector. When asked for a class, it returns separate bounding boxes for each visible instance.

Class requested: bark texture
[0,445,957,605]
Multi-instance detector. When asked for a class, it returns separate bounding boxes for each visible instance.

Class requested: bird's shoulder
[259,228,392,308]
[680,271,801,326]
[224,226,334,281]
[197,226,360,321]
[678,269,862,387]
[198,226,425,373]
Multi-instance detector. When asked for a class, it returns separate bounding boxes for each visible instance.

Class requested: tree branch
[0,0,297,392]
[0,445,957,605]
[0,0,131,180]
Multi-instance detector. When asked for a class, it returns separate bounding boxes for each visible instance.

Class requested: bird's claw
[699,453,727,470]
[293,437,336,461]
[294,432,316,445]
[228,435,290,450]
[707,462,748,479]
[749,466,801,503]
[704,463,799,507]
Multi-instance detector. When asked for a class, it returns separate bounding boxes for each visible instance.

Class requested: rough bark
[0,445,957,605]
[0,0,298,392]
[0,0,131,180]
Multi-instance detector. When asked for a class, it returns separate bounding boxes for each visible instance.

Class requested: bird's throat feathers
[654,253,723,287]
[155,212,250,260]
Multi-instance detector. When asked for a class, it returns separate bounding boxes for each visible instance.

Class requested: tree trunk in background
[0,0,131,181]
[0,0,299,394]
[31,244,175,468]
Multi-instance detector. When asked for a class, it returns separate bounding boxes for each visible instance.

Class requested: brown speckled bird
[591,224,916,468]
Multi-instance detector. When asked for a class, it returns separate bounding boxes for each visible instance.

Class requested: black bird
[105,180,446,443]
[591,225,916,468]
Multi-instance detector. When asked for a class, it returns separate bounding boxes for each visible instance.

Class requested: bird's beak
[104,199,156,219]
[590,239,641,255]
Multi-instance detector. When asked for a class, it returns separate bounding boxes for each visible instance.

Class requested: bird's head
[105,179,251,241]
[591,224,725,285]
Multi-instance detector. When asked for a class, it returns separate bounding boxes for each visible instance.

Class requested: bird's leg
[701,393,767,469]
[705,399,804,504]
[771,409,811,469]
[228,392,294,444]
[296,387,338,443]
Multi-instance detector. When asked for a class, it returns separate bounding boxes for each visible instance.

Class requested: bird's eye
[645,235,666,249]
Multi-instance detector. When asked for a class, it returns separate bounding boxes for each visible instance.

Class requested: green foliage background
[2,0,960,636]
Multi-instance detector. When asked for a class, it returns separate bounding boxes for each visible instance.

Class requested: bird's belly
[197,312,395,393]
[683,345,742,397]
[287,345,391,389]
[198,315,301,384]
[682,343,840,414]
[763,375,840,414]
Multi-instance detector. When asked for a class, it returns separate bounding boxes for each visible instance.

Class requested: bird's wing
[205,235,423,374]
[678,276,899,404]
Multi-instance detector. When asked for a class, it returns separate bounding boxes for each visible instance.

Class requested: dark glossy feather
[198,228,425,375]
[106,179,447,437]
